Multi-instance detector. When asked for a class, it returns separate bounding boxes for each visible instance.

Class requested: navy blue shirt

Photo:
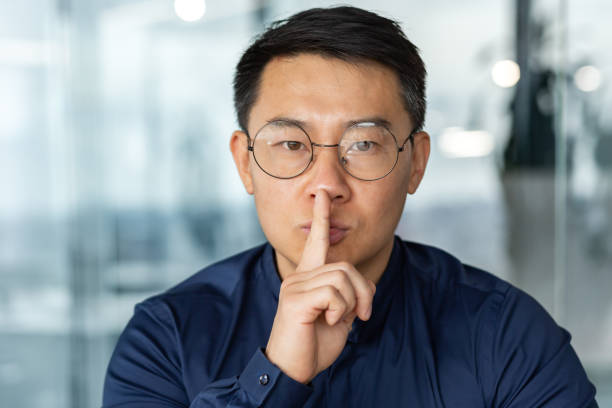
[103,237,597,407]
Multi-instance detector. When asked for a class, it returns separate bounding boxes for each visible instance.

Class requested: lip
[300,221,350,245]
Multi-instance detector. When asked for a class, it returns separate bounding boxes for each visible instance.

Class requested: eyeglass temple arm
[398,130,416,152]
[245,133,254,151]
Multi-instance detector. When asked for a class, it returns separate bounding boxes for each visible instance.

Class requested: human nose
[304,146,351,203]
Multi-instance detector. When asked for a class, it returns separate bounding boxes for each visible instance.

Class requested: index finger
[298,189,330,271]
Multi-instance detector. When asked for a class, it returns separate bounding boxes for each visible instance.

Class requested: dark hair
[233,6,427,133]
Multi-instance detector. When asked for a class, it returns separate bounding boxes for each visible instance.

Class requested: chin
[326,240,359,264]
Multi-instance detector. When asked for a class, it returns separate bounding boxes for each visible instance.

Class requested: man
[103,6,598,407]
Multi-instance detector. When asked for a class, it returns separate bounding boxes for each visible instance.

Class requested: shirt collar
[258,236,404,344]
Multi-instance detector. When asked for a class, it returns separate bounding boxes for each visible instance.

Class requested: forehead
[248,53,410,133]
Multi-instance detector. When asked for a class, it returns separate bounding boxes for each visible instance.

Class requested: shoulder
[400,238,509,298]
[167,243,269,296]
[399,238,553,334]
[135,243,269,327]
[398,239,595,405]
[104,245,270,406]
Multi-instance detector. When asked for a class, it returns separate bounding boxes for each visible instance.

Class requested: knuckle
[278,287,289,299]
[347,293,357,309]
[362,283,375,298]
[330,269,348,283]
[280,277,296,291]
[323,285,339,298]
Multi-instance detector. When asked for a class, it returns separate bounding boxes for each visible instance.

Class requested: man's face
[231,54,429,278]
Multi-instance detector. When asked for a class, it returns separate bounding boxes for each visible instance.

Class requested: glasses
[246,120,415,181]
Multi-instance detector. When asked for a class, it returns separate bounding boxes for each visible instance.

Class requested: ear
[407,131,431,194]
[230,130,254,195]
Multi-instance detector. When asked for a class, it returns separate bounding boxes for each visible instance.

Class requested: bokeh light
[439,127,495,158]
[491,59,521,88]
[174,0,206,22]
[574,65,602,92]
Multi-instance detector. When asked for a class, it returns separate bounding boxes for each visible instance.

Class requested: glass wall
[0,0,610,406]
[561,0,612,401]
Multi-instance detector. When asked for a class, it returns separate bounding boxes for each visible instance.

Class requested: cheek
[365,190,405,228]
[355,176,409,234]
[253,177,280,216]
[252,175,295,236]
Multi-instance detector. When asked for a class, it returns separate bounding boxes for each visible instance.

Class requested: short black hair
[233,6,427,133]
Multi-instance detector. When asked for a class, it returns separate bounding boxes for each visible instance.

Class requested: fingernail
[366,304,372,319]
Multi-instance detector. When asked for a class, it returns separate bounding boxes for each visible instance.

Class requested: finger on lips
[298,189,331,272]
[292,189,376,323]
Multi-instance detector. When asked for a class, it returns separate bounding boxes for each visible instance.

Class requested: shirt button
[259,373,270,385]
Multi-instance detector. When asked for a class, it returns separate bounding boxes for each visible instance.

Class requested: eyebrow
[266,116,393,130]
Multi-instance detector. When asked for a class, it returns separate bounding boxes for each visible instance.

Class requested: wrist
[264,346,313,384]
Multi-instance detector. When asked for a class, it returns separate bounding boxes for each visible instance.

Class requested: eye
[282,141,305,151]
[351,141,375,152]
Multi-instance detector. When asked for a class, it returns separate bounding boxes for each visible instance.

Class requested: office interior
[0,0,611,406]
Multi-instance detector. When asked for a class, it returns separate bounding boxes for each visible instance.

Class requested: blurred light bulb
[439,127,495,158]
[491,60,520,88]
[174,0,206,22]
[574,65,602,92]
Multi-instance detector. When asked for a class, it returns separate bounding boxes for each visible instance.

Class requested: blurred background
[0,0,610,406]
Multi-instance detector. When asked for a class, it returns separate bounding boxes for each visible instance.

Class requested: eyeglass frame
[245,119,416,181]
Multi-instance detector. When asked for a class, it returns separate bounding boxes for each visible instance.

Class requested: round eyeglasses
[246,120,415,181]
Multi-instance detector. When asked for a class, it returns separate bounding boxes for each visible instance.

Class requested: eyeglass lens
[251,121,399,180]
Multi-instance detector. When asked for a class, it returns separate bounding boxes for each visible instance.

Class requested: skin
[230,54,430,383]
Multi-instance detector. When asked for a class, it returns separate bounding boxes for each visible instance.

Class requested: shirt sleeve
[102,300,312,408]
[192,348,312,407]
[481,286,598,407]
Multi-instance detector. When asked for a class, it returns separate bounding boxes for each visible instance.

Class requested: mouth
[300,222,349,245]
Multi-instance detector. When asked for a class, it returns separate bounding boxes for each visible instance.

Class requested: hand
[265,189,376,384]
